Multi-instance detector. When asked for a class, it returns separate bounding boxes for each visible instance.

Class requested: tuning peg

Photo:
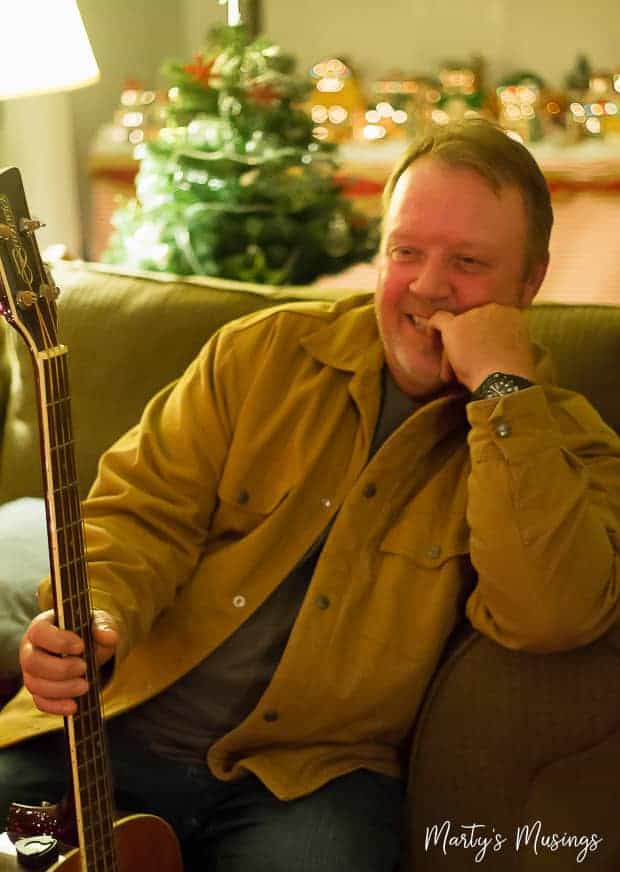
[19,217,46,234]
[16,290,37,309]
[43,266,61,299]
[39,282,60,303]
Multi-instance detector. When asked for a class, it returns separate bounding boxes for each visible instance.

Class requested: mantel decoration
[102,14,376,284]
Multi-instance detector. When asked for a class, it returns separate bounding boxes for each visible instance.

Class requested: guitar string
[34,297,118,872]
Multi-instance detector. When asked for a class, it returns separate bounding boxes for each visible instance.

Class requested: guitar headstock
[0,166,60,354]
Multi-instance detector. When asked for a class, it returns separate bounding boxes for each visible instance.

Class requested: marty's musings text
[424,820,604,864]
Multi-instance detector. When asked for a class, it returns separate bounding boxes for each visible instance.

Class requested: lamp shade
[0,0,100,99]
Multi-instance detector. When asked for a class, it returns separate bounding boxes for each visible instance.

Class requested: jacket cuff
[466,386,562,463]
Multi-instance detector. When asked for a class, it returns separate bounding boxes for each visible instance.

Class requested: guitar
[0,167,184,872]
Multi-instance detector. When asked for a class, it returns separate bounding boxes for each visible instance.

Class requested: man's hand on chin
[427,303,537,392]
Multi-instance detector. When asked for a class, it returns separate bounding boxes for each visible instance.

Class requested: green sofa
[0,261,618,871]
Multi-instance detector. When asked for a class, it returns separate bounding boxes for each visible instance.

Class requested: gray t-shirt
[115,367,420,763]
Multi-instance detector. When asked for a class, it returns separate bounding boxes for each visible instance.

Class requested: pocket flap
[380,511,470,567]
[217,467,292,516]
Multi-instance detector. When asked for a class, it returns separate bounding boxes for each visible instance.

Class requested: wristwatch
[471,371,535,401]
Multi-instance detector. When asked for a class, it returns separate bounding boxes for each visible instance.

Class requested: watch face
[489,376,518,396]
[474,372,533,400]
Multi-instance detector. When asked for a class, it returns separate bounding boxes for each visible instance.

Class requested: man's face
[375,156,547,398]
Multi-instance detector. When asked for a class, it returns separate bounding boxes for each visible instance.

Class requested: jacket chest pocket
[380,512,471,571]
[210,464,294,541]
[380,513,476,624]
[373,511,475,660]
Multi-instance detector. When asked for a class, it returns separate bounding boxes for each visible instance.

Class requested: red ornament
[248,83,280,105]
[183,54,216,87]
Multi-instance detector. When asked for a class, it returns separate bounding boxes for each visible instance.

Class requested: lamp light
[0,1,100,255]
[0,0,100,100]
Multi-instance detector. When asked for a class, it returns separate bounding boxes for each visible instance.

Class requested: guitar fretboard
[41,350,119,872]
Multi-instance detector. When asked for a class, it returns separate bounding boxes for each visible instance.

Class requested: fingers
[20,609,119,716]
[439,350,456,384]
[426,311,456,384]
[428,304,536,391]
[92,610,120,668]
[427,310,455,334]
[21,626,88,717]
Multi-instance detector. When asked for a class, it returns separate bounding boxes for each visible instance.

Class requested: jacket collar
[300,295,384,374]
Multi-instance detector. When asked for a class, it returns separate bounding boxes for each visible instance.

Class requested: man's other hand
[428,303,537,391]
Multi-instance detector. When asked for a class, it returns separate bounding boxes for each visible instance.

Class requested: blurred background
[1,0,619,295]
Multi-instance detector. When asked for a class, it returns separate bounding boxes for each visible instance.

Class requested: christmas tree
[102,24,377,285]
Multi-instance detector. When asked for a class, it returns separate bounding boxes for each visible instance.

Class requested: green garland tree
[103,25,377,284]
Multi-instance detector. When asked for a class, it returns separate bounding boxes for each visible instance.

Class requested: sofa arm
[405,628,620,870]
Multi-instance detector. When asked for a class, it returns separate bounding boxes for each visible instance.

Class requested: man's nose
[409,259,450,302]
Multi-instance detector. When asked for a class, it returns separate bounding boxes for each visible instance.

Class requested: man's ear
[521,254,549,306]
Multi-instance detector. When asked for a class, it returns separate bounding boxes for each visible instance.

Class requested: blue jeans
[0,724,405,871]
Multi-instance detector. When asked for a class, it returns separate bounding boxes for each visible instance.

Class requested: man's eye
[456,256,482,270]
[391,247,419,261]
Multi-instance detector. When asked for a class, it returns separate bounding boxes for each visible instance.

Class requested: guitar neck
[36,349,118,872]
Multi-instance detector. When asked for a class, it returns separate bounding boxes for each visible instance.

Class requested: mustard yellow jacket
[2,294,620,800]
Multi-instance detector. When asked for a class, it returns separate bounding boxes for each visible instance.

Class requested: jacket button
[263,710,279,722]
[315,594,331,610]
[363,483,377,498]
[320,497,332,509]
[236,488,250,505]
[233,595,246,608]
[494,420,512,439]
[427,545,442,560]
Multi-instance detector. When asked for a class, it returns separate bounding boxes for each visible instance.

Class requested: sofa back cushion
[526,303,620,434]
[0,262,343,503]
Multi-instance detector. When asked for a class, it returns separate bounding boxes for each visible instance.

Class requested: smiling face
[375,156,548,398]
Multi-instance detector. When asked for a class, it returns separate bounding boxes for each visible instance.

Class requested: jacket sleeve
[77,326,240,659]
[464,384,620,653]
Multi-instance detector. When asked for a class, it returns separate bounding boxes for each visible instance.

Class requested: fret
[51,479,80,496]
[49,450,77,488]
[50,437,75,454]
[54,517,83,535]
[59,556,87,575]
[77,767,109,791]
[60,587,89,605]
[75,699,103,725]
[46,393,70,409]
[73,732,106,754]
[55,521,85,548]
[57,555,87,575]
[45,405,71,447]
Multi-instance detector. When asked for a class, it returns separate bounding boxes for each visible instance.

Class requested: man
[1,119,619,871]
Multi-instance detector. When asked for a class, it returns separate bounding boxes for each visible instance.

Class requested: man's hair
[382,119,553,276]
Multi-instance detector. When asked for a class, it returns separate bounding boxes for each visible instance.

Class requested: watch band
[471,371,535,401]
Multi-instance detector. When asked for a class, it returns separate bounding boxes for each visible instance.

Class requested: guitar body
[0,814,183,871]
